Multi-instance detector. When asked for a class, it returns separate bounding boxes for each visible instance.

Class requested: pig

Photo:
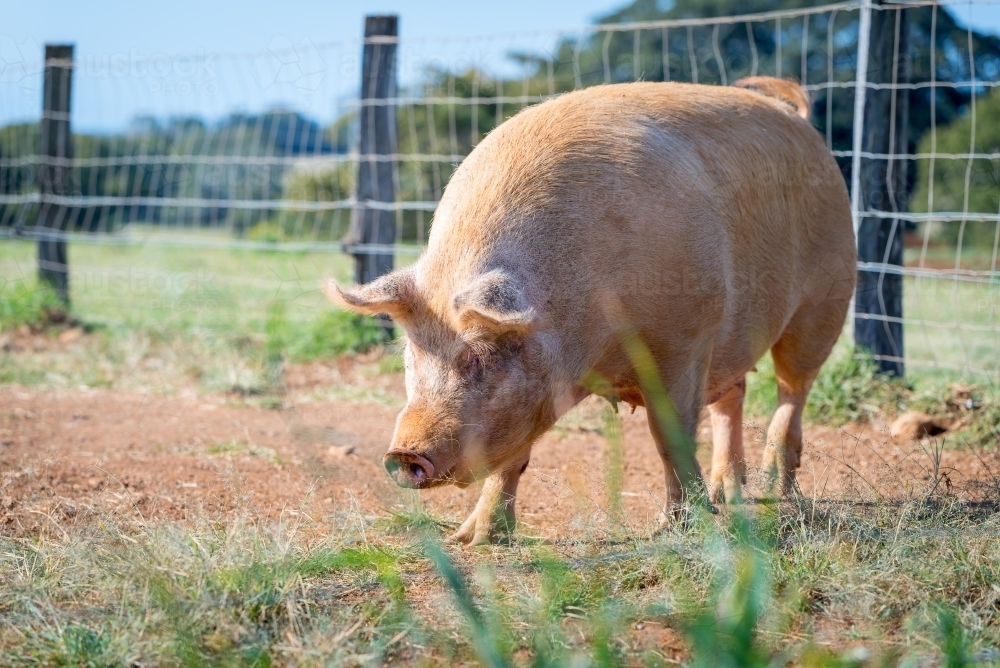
[327,77,856,545]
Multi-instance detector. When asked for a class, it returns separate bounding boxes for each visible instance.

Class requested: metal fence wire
[1,0,998,379]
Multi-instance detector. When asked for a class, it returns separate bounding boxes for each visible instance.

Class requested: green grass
[0,514,419,666]
[0,237,391,395]
[3,495,998,666]
[0,279,67,329]
[1,237,348,334]
[263,299,386,364]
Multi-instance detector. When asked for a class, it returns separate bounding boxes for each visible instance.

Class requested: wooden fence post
[854,3,909,376]
[38,44,74,305]
[350,16,398,291]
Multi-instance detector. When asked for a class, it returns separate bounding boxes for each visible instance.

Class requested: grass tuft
[536,551,609,621]
[805,353,910,426]
[0,279,69,332]
[937,605,971,668]
[264,299,388,365]
[379,504,456,536]
[49,625,113,668]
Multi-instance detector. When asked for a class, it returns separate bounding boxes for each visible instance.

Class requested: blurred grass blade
[424,541,508,668]
[602,404,625,528]
[614,321,699,493]
[936,605,969,668]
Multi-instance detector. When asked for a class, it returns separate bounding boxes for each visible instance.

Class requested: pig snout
[383,449,436,488]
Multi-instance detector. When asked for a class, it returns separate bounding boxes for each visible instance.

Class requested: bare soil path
[3,362,997,540]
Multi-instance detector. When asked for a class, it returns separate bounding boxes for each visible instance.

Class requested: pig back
[419,82,854,378]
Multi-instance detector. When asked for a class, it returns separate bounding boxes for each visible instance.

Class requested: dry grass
[1,457,999,666]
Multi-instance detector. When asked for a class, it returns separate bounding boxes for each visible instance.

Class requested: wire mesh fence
[1,0,998,379]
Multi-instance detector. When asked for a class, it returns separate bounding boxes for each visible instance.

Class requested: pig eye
[461,349,490,378]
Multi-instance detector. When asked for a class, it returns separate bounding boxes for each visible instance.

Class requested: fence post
[853,2,909,376]
[38,44,74,305]
[350,15,398,294]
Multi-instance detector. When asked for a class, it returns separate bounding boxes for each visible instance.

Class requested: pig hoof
[653,502,715,535]
[447,525,476,545]
[707,472,724,503]
[448,527,507,546]
[448,528,484,545]
[709,471,744,505]
[708,484,722,505]
[449,515,514,546]
[653,512,686,536]
[708,463,746,504]
[763,467,795,498]
[447,532,483,546]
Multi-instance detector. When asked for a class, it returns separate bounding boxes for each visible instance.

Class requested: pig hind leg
[763,301,845,495]
[707,377,747,504]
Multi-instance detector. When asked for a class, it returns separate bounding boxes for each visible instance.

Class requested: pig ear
[324,268,416,320]
[452,270,538,335]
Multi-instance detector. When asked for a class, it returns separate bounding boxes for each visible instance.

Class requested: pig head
[326,266,559,490]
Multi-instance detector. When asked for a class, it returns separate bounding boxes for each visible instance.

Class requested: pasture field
[1,237,1000,666]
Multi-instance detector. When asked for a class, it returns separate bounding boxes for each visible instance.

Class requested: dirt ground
[3,358,998,541]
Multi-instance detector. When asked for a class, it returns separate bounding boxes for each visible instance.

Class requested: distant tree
[541,0,1000,171]
[384,0,1000,247]
[910,89,1000,249]
[0,123,39,229]
[264,161,355,243]
[0,109,338,235]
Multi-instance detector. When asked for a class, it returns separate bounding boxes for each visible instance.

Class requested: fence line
[5,194,1000,222]
[1,1,999,378]
[8,146,1000,171]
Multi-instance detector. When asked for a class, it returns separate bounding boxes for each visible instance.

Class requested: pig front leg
[450,455,530,546]
[647,409,705,514]
[644,359,709,519]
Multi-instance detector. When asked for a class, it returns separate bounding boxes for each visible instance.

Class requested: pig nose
[383,450,436,488]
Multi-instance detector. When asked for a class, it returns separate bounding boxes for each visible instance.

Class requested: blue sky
[3,0,1000,131]
[1,0,621,129]
[7,0,997,54]
[4,0,623,54]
